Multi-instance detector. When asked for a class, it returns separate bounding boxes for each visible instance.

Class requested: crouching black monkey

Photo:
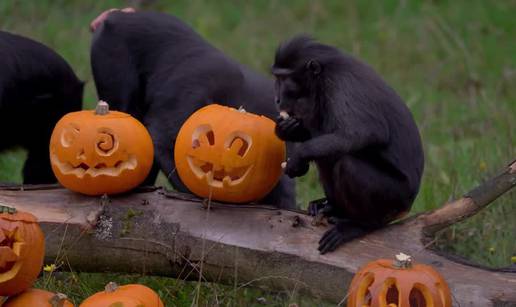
[90,9,295,208]
[0,31,83,184]
[272,36,424,253]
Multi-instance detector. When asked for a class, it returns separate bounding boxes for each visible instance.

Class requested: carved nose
[77,148,86,160]
[274,96,280,105]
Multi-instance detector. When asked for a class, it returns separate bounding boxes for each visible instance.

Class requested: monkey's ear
[306,60,322,75]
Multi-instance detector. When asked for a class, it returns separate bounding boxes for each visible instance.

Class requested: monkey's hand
[283,153,309,178]
[275,116,311,142]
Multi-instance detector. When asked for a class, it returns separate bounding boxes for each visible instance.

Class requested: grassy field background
[1,0,514,305]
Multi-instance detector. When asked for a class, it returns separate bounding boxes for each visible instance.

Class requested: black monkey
[90,10,295,208]
[0,31,83,184]
[272,36,424,253]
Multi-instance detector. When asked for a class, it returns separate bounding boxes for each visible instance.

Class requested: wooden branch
[0,161,514,306]
[421,160,516,235]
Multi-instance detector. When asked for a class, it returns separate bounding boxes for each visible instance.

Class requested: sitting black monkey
[0,31,83,184]
[272,36,424,253]
[90,9,295,208]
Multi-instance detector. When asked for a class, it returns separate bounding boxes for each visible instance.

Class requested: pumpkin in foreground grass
[0,206,45,296]
[50,101,154,195]
[347,253,452,307]
[79,282,164,307]
[174,104,286,203]
[4,288,73,307]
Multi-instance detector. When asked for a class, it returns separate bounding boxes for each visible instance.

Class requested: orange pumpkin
[347,253,452,307]
[0,206,45,296]
[174,104,286,203]
[79,282,164,307]
[50,101,154,195]
[4,288,73,307]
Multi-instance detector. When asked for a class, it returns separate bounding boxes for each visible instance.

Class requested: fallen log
[0,160,515,306]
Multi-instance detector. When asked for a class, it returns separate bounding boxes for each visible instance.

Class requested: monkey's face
[274,75,313,121]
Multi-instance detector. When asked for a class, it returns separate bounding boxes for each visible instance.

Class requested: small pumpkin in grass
[0,206,45,296]
[4,288,73,307]
[174,104,286,203]
[79,282,164,307]
[50,101,154,195]
[347,253,452,307]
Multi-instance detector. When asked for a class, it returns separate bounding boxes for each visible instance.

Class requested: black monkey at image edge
[0,31,83,183]
[273,36,424,254]
[90,10,296,208]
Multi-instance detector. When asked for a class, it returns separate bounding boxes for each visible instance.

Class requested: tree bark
[0,161,514,306]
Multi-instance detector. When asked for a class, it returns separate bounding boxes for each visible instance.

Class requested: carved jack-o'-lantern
[175,104,286,203]
[50,101,154,195]
[0,206,45,296]
[347,253,452,307]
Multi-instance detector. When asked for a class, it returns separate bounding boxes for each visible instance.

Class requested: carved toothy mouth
[0,228,21,274]
[186,156,252,188]
[50,154,138,178]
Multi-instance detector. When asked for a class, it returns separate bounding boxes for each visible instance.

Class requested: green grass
[35,271,325,307]
[1,0,515,305]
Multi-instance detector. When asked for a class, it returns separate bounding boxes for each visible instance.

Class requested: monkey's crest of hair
[273,35,345,75]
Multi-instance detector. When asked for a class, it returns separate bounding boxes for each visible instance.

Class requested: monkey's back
[0,31,82,111]
[92,11,276,118]
[0,31,83,149]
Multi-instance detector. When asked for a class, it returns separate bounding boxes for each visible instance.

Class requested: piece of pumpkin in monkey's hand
[279,111,290,120]
[281,160,288,169]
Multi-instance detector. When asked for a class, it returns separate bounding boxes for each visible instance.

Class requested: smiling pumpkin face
[50,101,154,196]
[0,207,45,296]
[175,104,286,203]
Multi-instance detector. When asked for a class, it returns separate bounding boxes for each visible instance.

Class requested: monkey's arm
[283,130,387,178]
[283,134,343,177]
[301,125,389,160]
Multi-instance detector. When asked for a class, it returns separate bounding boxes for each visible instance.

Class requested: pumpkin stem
[0,205,16,214]
[95,100,110,115]
[105,281,120,292]
[393,252,412,269]
[237,105,246,113]
[49,293,68,307]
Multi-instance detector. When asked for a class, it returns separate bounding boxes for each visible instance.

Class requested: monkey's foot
[308,198,334,226]
[318,220,369,254]
[308,198,331,216]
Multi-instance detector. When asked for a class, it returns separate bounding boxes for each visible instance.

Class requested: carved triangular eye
[192,125,215,148]
[229,137,249,157]
[61,123,80,147]
[226,133,251,157]
[0,228,19,273]
[205,130,215,145]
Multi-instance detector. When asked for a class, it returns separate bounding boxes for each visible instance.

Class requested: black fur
[90,11,295,208]
[0,31,83,184]
[272,36,424,253]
